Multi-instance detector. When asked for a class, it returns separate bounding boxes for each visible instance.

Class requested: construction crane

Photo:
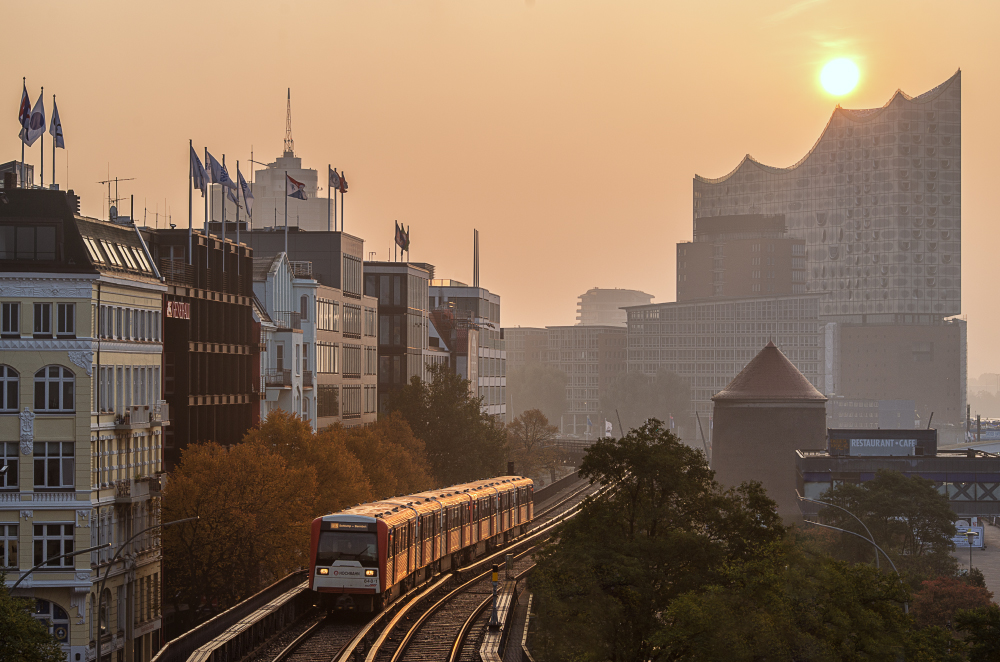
[96,176,135,219]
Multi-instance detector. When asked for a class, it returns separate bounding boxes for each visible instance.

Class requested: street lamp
[9,544,112,591]
[803,519,908,614]
[798,494,880,569]
[96,516,198,662]
[966,528,976,574]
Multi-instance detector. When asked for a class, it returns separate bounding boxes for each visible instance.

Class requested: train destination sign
[324,521,377,532]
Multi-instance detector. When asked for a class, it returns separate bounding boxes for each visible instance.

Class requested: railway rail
[257,476,603,662]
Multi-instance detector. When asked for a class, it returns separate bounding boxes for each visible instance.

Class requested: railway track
[260,476,601,662]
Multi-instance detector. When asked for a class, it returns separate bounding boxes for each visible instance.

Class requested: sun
[820,58,859,96]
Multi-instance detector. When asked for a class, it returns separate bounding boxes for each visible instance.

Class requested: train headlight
[365,569,376,577]
[318,568,329,575]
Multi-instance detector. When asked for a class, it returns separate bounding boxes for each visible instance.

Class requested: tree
[389,363,506,485]
[337,412,434,499]
[163,440,318,627]
[955,605,1000,662]
[0,573,64,662]
[601,368,690,435]
[529,420,785,662]
[818,470,958,584]
[912,576,994,629]
[506,409,561,479]
[505,363,567,424]
[244,409,372,516]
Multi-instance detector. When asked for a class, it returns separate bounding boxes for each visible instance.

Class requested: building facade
[1,188,167,662]
[575,288,653,327]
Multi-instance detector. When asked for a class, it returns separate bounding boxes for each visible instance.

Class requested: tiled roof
[713,342,826,403]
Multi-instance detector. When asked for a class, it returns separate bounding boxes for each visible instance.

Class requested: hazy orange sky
[6,1,1000,373]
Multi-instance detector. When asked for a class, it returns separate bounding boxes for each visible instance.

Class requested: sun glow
[820,58,860,96]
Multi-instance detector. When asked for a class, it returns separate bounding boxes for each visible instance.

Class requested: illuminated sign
[830,436,918,456]
[324,521,377,532]
[166,301,191,319]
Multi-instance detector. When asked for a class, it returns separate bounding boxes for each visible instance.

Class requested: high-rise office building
[575,288,653,327]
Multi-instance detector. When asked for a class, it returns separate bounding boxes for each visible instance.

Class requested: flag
[329,167,341,191]
[227,185,239,205]
[49,99,64,148]
[190,146,208,195]
[19,91,45,147]
[238,167,253,217]
[339,171,348,193]
[403,225,410,251]
[605,420,613,437]
[206,151,236,190]
[587,416,593,428]
[286,173,307,200]
[394,221,407,250]
[18,83,31,133]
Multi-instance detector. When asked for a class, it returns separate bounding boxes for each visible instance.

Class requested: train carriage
[309,476,533,612]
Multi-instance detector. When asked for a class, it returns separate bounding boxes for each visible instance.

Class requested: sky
[5,0,1000,374]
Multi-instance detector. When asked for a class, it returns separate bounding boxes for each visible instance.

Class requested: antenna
[283,88,294,157]
[96,176,136,220]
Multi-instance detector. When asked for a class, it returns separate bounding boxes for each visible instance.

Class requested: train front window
[316,532,378,567]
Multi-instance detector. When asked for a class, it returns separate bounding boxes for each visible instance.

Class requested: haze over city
[6,0,1000,372]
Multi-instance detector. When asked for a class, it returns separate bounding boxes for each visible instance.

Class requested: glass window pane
[63,381,73,410]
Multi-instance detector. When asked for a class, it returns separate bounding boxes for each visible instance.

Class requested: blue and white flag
[49,99,64,148]
[227,185,239,205]
[286,173,307,200]
[17,83,30,134]
[605,420,613,437]
[190,146,208,195]
[19,91,45,147]
[206,151,237,190]
[238,167,253,218]
[587,416,593,428]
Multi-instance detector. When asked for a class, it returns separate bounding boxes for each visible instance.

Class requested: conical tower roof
[712,342,826,403]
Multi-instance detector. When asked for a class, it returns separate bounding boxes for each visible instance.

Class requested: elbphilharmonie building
[693,70,961,319]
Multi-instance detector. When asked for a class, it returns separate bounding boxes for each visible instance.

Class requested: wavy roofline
[694,69,961,184]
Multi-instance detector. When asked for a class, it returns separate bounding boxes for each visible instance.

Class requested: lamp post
[966,528,976,574]
[798,494,880,569]
[96,516,198,662]
[9,544,112,591]
[804,519,908,614]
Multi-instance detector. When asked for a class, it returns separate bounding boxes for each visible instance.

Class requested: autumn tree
[245,409,372,515]
[819,470,958,584]
[0,573,64,662]
[337,412,434,500]
[506,364,568,423]
[163,440,318,628]
[389,363,506,485]
[506,409,561,479]
[912,576,995,629]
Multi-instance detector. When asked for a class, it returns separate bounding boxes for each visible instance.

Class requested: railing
[272,311,302,330]
[289,261,313,278]
[152,400,169,423]
[302,371,313,387]
[263,369,292,387]
[159,259,195,287]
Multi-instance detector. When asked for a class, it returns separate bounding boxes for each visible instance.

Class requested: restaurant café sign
[166,301,191,320]
[829,436,918,457]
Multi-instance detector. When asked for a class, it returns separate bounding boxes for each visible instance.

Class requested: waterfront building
[1,187,167,662]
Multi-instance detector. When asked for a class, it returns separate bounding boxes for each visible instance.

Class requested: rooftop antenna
[97,176,135,220]
[283,88,294,157]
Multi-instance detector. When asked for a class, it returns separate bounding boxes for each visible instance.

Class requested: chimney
[66,190,80,214]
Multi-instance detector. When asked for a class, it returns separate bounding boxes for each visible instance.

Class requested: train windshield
[316,532,378,567]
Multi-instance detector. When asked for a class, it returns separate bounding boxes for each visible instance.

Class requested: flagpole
[39,86,44,189]
[188,140,193,265]
[340,177,344,233]
[236,160,241,276]
[204,148,209,237]
[284,171,288,255]
[327,165,331,232]
[221,155,227,273]
[21,78,25,188]
[333,170,338,231]
[51,94,56,188]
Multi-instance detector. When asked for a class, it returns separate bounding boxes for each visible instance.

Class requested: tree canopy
[389,363,506,484]
[601,369,690,435]
[0,574,65,662]
[506,409,561,479]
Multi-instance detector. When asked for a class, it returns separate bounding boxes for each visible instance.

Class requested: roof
[712,342,826,403]
[252,254,280,281]
[695,69,961,184]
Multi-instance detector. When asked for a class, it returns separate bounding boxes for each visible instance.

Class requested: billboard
[828,428,937,457]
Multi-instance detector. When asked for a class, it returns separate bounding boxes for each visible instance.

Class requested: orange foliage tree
[337,412,434,499]
[912,576,995,628]
[162,440,318,626]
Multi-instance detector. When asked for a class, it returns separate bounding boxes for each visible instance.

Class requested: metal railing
[289,261,312,278]
[263,368,292,387]
[302,371,313,387]
[159,259,194,286]
[271,311,302,330]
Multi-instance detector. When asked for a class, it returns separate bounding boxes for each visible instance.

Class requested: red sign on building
[166,301,191,319]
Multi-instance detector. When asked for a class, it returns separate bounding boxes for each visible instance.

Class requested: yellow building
[1,188,167,662]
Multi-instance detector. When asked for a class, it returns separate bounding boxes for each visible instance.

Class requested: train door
[415,517,422,568]
[407,520,413,573]
[388,529,395,587]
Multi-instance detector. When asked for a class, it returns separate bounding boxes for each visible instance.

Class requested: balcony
[112,402,169,429]
[114,476,163,504]
[264,368,292,388]
[303,371,313,388]
[289,261,313,278]
[272,311,302,330]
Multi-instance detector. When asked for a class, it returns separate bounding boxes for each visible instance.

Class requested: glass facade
[693,71,961,319]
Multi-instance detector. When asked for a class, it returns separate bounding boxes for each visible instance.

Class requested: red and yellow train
[308,476,534,611]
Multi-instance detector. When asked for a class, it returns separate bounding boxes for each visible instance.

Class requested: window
[317,385,339,417]
[318,342,338,374]
[1,443,17,488]
[56,303,74,337]
[275,343,284,372]
[0,524,17,567]
[33,524,74,566]
[0,366,17,411]
[342,385,361,418]
[100,240,122,267]
[303,343,309,374]
[300,295,309,321]
[295,344,301,375]
[34,366,75,412]
[33,600,70,643]
[343,344,362,378]
[33,303,51,336]
[0,225,57,261]
[34,442,74,488]
[1,303,18,336]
